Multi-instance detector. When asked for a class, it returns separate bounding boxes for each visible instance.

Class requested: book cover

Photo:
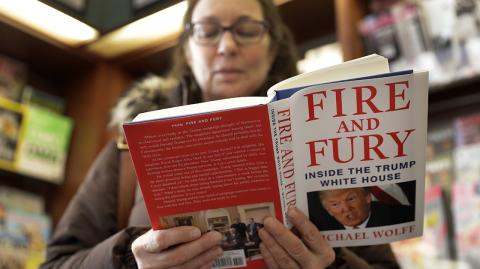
[0,204,51,269]
[0,186,45,214]
[423,186,451,259]
[453,112,480,183]
[358,13,402,62]
[0,96,25,172]
[288,70,427,247]
[21,85,66,114]
[452,180,480,269]
[126,104,280,268]
[425,124,455,191]
[391,3,428,62]
[0,54,27,102]
[16,105,73,183]
[454,112,480,147]
[124,55,428,268]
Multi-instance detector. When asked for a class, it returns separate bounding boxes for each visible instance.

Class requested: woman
[42,0,400,268]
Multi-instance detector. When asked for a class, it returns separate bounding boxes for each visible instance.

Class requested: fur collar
[109,75,178,133]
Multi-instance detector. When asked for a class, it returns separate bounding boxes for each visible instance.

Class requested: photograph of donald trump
[307,182,416,231]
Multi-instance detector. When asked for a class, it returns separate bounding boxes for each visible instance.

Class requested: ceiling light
[87,1,187,58]
[0,0,98,46]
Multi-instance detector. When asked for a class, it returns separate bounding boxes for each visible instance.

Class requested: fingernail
[190,228,201,238]
[213,231,223,242]
[263,216,274,226]
[258,228,265,236]
[287,207,299,218]
[215,246,224,256]
[259,242,266,252]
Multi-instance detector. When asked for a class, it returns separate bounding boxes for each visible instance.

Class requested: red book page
[125,105,282,268]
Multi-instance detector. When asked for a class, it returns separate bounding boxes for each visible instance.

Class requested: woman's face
[186,0,274,101]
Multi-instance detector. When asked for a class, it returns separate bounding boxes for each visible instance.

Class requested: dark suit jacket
[231,222,247,240]
[311,201,415,231]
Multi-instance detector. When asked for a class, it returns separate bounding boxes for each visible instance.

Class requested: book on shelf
[452,180,480,269]
[0,95,73,183]
[0,202,51,269]
[453,112,480,183]
[123,54,428,269]
[425,124,455,191]
[0,54,27,102]
[454,112,480,147]
[0,186,45,214]
[16,105,73,183]
[358,13,402,62]
[390,3,428,62]
[0,96,24,172]
[359,2,429,65]
[21,85,66,114]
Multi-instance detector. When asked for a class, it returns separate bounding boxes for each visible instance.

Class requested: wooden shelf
[429,75,480,120]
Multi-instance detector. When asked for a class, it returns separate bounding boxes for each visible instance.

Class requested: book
[0,95,73,183]
[16,105,73,183]
[0,54,27,102]
[452,180,480,268]
[123,55,428,268]
[21,85,66,114]
[0,96,25,172]
[0,203,51,269]
[425,124,455,191]
[453,112,480,183]
[0,186,45,214]
[390,3,428,62]
[358,13,402,62]
[454,112,480,147]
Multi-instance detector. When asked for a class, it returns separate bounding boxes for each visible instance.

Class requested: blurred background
[0,0,479,268]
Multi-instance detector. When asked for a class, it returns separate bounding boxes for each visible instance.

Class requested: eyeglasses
[186,19,270,46]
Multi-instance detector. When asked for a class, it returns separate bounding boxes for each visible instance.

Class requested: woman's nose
[217,31,239,56]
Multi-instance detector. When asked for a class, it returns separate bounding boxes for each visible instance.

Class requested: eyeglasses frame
[185,19,271,46]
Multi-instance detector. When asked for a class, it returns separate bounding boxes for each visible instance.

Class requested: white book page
[131,55,388,123]
[132,96,268,122]
[290,71,428,247]
[267,54,390,95]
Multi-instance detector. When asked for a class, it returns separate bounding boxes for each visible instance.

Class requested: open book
[123,55,428,269]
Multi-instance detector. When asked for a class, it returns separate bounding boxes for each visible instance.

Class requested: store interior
[1,0,480,268]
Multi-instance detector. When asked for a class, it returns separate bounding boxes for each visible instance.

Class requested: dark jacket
[41,78,401,269]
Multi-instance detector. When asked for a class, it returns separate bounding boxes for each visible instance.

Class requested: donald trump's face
[319,188,372,227]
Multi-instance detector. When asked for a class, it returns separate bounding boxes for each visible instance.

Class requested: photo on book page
[159,202,275,268]
[307,181,417,244]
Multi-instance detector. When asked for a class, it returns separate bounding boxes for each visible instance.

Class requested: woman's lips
[214,69,243,81]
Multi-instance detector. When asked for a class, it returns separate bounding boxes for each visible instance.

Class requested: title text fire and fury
[303,80,415,167]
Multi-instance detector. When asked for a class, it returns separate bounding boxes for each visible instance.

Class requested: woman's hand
[259,207,335,269]
[132,226,223,269]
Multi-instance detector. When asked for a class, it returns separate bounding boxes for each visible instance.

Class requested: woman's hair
[168,0,298,101]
